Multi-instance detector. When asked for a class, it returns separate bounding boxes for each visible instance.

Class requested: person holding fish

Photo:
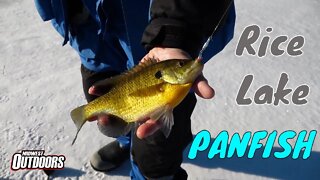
[35,0,235,179]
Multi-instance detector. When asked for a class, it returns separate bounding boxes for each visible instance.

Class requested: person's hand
[89,47,215,139]
[136,47,214,138]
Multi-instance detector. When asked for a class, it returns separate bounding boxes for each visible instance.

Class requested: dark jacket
[35,0,235,72]
[143,0,235,58]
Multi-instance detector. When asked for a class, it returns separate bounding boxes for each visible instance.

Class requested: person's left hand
[89,47,215,139]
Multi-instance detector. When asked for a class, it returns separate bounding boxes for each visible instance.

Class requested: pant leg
[130,155,146,180]
[130,158,187,180]
[80,64,131,147]
[131,93,197,179]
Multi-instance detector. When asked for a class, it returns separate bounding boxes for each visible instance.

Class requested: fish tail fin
[70,105,87,145]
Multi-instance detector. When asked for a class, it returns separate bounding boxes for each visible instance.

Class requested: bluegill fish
[71,58,203,144]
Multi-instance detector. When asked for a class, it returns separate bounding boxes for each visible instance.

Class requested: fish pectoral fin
[150,105,174,138]
[70,105,87,145]
[159,107,174,138]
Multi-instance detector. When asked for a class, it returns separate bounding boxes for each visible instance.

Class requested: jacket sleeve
[141,0,233,58]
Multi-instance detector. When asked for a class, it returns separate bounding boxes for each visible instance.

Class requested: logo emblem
[11,150,65,171]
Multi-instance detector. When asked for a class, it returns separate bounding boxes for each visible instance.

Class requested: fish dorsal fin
[92,58,159,91]
[122,58,158,77]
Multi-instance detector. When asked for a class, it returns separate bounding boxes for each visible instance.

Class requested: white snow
[1,0,319,179]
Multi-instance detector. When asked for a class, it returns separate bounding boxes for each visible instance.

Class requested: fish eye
[155,70,162,79]
[177,61,185,67]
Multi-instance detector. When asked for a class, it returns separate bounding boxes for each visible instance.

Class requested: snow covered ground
[1,0,319,179]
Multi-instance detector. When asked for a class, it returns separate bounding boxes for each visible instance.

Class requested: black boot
[173,167,188,180]
[90,140,130,172]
